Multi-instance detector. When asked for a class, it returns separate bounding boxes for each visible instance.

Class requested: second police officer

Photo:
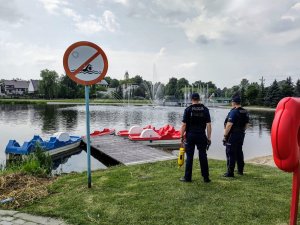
[223,95,249,177]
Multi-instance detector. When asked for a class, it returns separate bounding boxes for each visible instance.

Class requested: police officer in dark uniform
[180,93,212,183]
[223,95,249,177]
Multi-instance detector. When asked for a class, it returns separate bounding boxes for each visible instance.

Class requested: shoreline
[0,99,276,111]
[246,155,275,167]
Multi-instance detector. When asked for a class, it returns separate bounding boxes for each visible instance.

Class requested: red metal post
[290,167,300,225]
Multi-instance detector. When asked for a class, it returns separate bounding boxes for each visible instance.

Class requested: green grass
[1,146,52,177]
[19,159,293,225]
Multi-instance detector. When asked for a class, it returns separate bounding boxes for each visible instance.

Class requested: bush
[3,144,52,177]
[21,144,52,177]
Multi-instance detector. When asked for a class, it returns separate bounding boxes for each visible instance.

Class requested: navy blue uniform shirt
[227,107,249,133]
[182,104,211,133]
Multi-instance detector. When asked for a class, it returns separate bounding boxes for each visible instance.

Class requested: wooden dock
[82,135,177,166]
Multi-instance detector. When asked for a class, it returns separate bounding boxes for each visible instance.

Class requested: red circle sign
[63,41,108,85]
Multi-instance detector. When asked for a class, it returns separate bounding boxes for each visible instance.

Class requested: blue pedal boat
[5,132,81,158]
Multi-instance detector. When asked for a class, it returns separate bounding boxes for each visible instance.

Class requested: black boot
[203,177,211,183]
[223,167,234,177]
[223,172,234,177]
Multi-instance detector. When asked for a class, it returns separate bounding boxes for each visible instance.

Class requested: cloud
[153,47,166,62]
[176,62,198,69]
[181,13,229,43]
[0,0,25,25]
[60,7,119,35]
[175,1,300,45]
[0,40,62,78]
[62,8,81,22]
[153,0,200,13]
[291,2,300,10]
[158,47,166,56]
[62,8,103,35]
[114,0,128,5]
[38,0,68,14]
[75,18,104,35]
[98,0,129,6]
[102,10,119,32]
[74,11,120,35]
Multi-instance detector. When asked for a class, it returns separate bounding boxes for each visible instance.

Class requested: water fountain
[183,84,215,107]
[143,64,165,106]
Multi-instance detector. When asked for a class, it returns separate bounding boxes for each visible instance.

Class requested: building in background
[0,80,29,95]
[28,79,40,94]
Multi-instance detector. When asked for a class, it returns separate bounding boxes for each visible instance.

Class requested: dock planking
[82,135,177,166]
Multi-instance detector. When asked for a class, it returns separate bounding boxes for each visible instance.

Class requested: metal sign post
[85,85,92,188]
[63,41,108,188]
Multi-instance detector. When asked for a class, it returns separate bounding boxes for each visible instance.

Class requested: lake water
[0,104,274,173]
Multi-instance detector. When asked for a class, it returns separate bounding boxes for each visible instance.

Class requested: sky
[0,0,300,88]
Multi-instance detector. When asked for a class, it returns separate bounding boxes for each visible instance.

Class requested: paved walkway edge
[0,210,67,225]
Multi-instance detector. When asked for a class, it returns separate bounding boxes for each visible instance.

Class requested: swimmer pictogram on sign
[63,41,108,85]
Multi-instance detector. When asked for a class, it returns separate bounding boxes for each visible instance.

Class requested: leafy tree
[280,76,294,97]
[39,69,59,99]
[206,81,217,96]
[215,88,222,97]
[222,87,229,97]
[131,75,143,86]
[133,87,145,98]
[240,87,247,106]
[58,75,78,98]
[177,78,189,90]
[246,83,259,105]
[227,85,240,98]
[294,79,300,97]
[165,77,177,96]
[240,78,249,89]
[176,78,189,99]
[104,76,112,86]
[264,80,282,107]
[110,79,120,88]
[193,80,206,87]
[257,77,266,106]
[206,81,217,90]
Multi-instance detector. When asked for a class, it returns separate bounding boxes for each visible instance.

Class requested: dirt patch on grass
[246,155,275,167]
[0,173,54,209]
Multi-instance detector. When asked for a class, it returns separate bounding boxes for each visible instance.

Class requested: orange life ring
[271,97,300,172]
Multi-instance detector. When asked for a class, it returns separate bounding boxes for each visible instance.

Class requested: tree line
[38,69,300,107]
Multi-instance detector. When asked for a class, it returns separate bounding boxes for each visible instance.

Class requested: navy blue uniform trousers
[226,132,245,174]
[184,132,209,180]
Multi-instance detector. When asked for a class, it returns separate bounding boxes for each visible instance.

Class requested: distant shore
[0,98,276,111]
[217,105,275,112]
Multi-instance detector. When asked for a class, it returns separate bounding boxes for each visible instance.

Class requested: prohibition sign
[63,41,108,86]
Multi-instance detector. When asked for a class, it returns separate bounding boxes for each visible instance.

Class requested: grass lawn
[20,159,293,225]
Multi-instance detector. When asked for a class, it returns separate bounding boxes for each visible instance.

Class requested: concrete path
[0,210,67,225]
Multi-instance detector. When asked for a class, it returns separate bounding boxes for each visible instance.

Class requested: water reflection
[60,109,78,131]
[248,110,274,134]
[167,111,179,125]
[52,147,107,174]
[0,104,275,172]
[38,105,60,133]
